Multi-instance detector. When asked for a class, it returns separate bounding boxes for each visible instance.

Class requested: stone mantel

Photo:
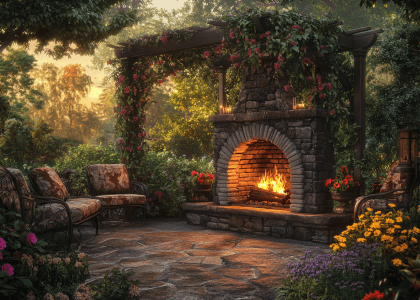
[209,109,327,123]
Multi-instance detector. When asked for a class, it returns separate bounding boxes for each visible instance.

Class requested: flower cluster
[370,177,385,194]
[283,243,387,299]
[325,166,360,195]
[331,204,420,267]
[361,290,386,300]
[191,170,214,185]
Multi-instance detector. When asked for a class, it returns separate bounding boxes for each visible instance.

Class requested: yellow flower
[401,243,408,250]
[386,228,395,234]
[397,211,403,217]
[401,230,407,234]
[339,243,346,248]
[394,246,404,252]
[381,235,392,242]
[392,258,402,266]
[374,230,381,237]
[357,238,367,243]
[342,230,349,235]
[371,222,382,229]
[396,217,403,223]
[359,214,365,219]
[333,245,339,251]
[399,235,407,241]
[386,219,395,224]
[366,208,373,212]
[375,211,382,215]
[411,237,418,243]
[388,203,396,208]
[413,227,420,234]
[364,231,372,238]
[394,225,401,229]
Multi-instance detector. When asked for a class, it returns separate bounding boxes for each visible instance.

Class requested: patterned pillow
[86,164,130,196]
[0,168,34,224]
[30,167,69,200]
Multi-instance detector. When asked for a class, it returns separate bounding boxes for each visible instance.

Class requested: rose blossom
[2,263,14,276]
[44,294,54,300]
[284,85,291,92]
[27,233,37,246]
[78,253,85,260]
[118,74,124,83]
[124,87,130,93]
[75,261,83,268]
[53,257,61,264]
[203,51,210,58]
[160,36,167,43]
[55,292,69,300]
[330,109,335,115]
[0,237,6,250]
[64,257,70,264]
[133,74,138,81]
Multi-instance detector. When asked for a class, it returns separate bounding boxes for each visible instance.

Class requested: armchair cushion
[86,164,130,196]
[30,167,69,200]
[32,198,101,232]
[0,168,34,224]
[95,194,146,206]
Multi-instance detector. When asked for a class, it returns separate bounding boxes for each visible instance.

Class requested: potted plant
[325,166,360,213]
[189,171,215,202]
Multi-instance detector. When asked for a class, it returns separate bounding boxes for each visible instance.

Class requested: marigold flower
[396,217,403,223]
[411,237,417,243]
[374,230,381,237]
[394,225,401,229]
[385,218,395,224]
[357,238,366,243]
[388,203,396,208]
[392,258,402,267]
[362,290,385,300]
[339,243,346,248]
[340,166,348,173]
[414,227,420,234]
[325,179,332,186]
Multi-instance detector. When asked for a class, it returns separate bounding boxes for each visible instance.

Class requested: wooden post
[352,49,368,196]
[218,67,227,109]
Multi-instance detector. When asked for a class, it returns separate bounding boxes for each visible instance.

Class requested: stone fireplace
[210,61,335,214]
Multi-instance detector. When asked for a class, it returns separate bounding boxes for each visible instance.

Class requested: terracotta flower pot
[331,189,358,214]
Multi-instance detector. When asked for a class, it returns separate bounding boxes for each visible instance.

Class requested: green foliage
[54,144,120,196]
[0,0,141,58]
[142,151,214,217]
[0,117,64,169]
[89,268,141,300]
[0,95,10,132]
[0,48,43,117]
[363,20,420,189]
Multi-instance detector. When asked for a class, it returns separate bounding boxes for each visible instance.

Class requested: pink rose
[274,63,281,71]
[0,238,6,250]
[330,109,334,115]
[160,36,167,43]
[120,109,127,115]
[203,51,210,58]
[230,55,235,62]
[2,263,13,276]
[133,74,138,81]
[319,93,327,99]
[247,49,252,57]
[124,87,130,93]
[229,32,235,38]
[27,233,37,246]
[325,83,333,90]
[119,74,124,83]
[215,46,221,54]
[290,41,296,46]
[234,63,240,68]
[284,85,291,92]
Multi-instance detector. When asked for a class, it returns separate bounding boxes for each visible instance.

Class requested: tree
[31,63,101,143]
[0,48,43,117]
[0,0,143,58]
[359,0,420,23]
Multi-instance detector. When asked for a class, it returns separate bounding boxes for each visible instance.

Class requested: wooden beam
[343,27,371,35]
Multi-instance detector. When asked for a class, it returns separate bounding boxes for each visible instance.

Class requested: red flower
[319,93,326,99]
[325,83,333,90]
[124,87,130,93]
[333,182,340,188]
[330,109,334,115]
[160,36,167,43]
[203,51,210,58]
[208,174,214,180]
[340,166,349,173]
[199,173,205,178]
[343,179,348,185]
[215,46,221,54]
[325,179,332,186]
[290,41,296,45]
[345,175,353,181]
[361,290,385,300]
[284,85,291,92]
[141,75,146,80]
[229,32,235,38]
[191,171,198,177]
[302,58,311,64]
[133,74,138,81]
[274,63,281,71]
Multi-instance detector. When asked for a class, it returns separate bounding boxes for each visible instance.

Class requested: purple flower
[0,238,5,250]
[2,263,13,276]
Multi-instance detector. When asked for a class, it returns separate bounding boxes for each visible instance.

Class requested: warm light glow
[257,166,286,194]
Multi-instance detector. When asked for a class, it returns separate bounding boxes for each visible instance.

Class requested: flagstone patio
[77,218,331,300]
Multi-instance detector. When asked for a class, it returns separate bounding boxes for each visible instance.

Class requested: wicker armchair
[0,166,102,250]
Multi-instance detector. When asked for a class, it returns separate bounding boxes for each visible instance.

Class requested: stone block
[267,94,276,100]
[250,217,263,231]
[288,121,303,127]
[186,213,201,225]
[219,132,230,139]
[263,226,271,232]
[244,221,254,230]
[296,127,312,139]
[246,101,259,109]
[207,222,218,229]
[264,218,287,227]
[271,226,287,235]
[229,215,244,228]
[311,235,329,244]
[304,171,313,179]
[219,218,230,224]
[265,100,278,107]
[314,181,327,192]
[294,227,312,241]
[256,74,267,87]
[302,155,316,163]
[210,217,219,223]
[245,81,257,88]
[217,223,230,231]
[199,215,210,226]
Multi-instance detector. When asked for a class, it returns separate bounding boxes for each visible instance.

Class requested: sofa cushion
[86,164,130,196]
[0,168,34,224]
[30,167,68,200]
[32,198,101,231]
[95,194,146,206]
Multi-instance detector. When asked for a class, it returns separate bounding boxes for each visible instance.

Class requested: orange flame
[257,166,286,194]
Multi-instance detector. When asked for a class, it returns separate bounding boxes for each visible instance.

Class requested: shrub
[54,144,120,195]
[141,151,214,217]
[330,205,420,267]
[276,243,388,300]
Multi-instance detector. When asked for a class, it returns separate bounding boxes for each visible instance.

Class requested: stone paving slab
[78,218,331,300]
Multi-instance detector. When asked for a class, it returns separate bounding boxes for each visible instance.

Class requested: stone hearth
[183,202,353,244]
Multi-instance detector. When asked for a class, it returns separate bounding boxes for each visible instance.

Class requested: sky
[30,0,188,106]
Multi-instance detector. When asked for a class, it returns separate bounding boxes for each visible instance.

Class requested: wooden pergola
[109,16,382,196]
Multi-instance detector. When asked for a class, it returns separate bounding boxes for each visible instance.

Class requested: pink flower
[27,233,37,246]
[119,74,124,83]
[2,263,13,276]
[278,54,284,62]
[229,32,235,38]
[133,87,137,94]
[203,51,210,58]
[284,85,291,92]
[133,74,138,81]
[300,46,307,51]
[233,63,240,68]
[160,36,167,43]
[302,58,311,64]
[325,83,333,90]
[319,93,327,99]
[7,228,14,232]
[247,49,252,57]
[230,55,235,62]
[215,46,221,54]
[124,87,130,93]
[141,75,146,80]
[274,63,281,71]
[330,109,334,115]
[292,25,302,29]
[307,76,313,81]
[0,238,6,250]
[120,109,127,115]
[137,145,143,151]
[290,41,296,46]
[321,45,326,49]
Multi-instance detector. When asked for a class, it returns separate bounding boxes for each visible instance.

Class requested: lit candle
[293,97,297,110]
[297,103,305,109]
[219,105,223,114]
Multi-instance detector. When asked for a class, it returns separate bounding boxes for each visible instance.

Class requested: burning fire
[257,166,286,195]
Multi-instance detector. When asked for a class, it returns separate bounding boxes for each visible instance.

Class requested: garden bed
[182,202,353,244]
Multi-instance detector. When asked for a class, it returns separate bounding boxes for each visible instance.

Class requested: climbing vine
[111,8,356,180]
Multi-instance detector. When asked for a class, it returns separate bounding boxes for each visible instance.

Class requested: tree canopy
[0,0,142,58]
